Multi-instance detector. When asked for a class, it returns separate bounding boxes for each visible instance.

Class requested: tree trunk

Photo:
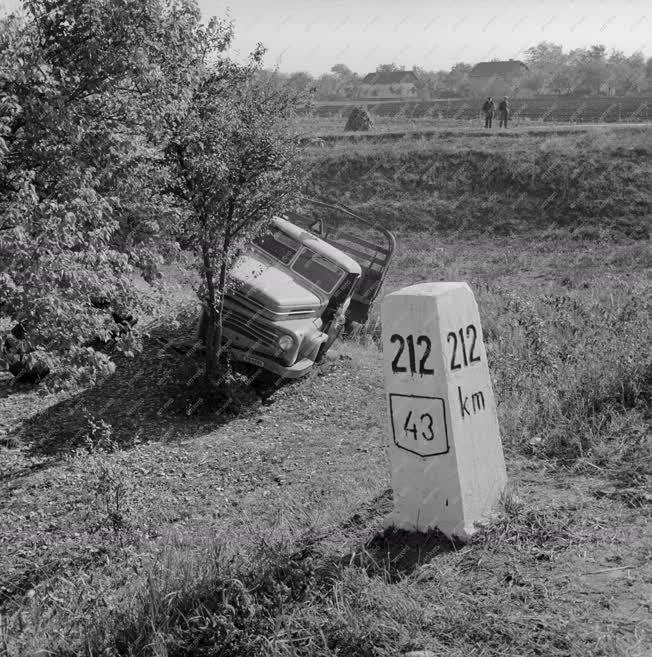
[202,243,219,386]
[203,201,234,390]
[213,227,231,370]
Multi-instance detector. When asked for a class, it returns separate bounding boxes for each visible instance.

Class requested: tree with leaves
[0,0,229,387]
[376,63,401,73]
[286,71,315,93]
[165,50,306,393]
[446,62,472,97]
[606,50,646,95]
[571,45,609,95]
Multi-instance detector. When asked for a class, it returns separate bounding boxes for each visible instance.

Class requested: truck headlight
[278,335,294,351]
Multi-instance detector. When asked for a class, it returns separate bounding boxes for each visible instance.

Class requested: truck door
[285,199,396,324]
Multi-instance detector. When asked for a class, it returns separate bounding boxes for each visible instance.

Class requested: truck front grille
[221,304,278,351]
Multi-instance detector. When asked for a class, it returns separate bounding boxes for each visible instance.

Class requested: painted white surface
[381,282,507,540]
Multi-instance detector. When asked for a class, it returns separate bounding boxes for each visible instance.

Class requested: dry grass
[1,130,651,656]
[302,125,651,239]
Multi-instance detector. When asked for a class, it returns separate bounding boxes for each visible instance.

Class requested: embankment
[303,126,651,238]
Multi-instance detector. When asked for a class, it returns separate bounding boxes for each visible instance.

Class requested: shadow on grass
[15,337,288,459]
[318,489,461,583]
[351,525,461,581]
[0,373,33,399]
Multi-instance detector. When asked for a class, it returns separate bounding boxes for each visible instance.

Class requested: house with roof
[357,70,419,100]
[468,60,529,98]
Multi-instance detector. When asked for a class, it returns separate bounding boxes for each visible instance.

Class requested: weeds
[76,493,617,657]
[477,492,579,560]
[486,282,651,466]
[74,414,136,536]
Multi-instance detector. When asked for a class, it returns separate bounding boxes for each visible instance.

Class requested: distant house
[468,60,529,98]
[357,70,419,100]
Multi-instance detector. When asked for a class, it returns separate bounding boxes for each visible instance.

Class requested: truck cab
[198,200,395,379]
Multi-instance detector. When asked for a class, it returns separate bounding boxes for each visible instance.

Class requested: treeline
[268,43,652,100]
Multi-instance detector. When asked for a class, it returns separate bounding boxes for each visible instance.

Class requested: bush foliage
[0,1,305,388]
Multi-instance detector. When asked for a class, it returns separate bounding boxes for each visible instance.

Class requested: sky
[200,0,650,74]
[1,0,649,75]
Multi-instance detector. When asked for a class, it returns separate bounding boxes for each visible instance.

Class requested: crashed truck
[198,198,395,379]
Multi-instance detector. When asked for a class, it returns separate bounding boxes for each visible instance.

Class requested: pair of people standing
[482,96,509,128]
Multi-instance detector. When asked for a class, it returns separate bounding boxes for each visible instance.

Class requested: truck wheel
[315,323,343,364]
[343,318,354,336]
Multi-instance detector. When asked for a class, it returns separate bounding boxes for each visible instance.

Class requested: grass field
[302,125,651,239]
[1,127,651,656]
[307,96,652,124]
[297,117,652,144]
[297,97,652,144]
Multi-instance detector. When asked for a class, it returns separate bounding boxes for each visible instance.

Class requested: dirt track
[305,121,652,144]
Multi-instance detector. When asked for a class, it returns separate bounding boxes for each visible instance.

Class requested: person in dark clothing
[482,97,495,128]
[498,96,510,128]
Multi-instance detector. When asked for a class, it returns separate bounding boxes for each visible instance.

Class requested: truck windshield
[254,229,299,265]
[291,248,345,293]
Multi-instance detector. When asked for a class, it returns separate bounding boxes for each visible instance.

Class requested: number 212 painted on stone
[390,334,434,375]
[447,324,481,371]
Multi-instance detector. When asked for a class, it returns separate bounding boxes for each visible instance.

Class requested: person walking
[498,96,510,128]
[482,97,495,128]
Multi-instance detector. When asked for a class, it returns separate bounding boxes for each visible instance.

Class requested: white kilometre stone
[381,282,507,540]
